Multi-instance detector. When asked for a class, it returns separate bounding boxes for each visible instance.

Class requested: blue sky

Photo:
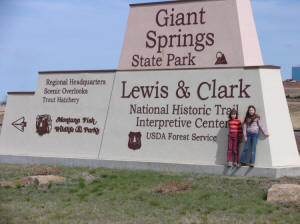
[0,0,300,101]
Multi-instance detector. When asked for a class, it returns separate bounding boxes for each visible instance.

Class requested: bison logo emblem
[36,114,52,136]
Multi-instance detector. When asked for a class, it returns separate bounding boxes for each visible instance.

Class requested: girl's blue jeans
[240,133,258,164]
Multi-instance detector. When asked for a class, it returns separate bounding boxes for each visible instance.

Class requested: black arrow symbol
[11,117,27,132]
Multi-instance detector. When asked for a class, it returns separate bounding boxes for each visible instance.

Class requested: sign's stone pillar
[119,0,263,70]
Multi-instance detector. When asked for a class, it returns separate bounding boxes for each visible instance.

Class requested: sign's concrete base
[1,155,300,178]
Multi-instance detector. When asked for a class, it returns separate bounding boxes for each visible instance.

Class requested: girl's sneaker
[249,164,254,167]
[237,162,246,168]
[227,162,233,167]
[233,162,238,167]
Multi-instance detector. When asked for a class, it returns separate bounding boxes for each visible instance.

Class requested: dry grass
[284,83,300,102]
[151,181,190,194]
[29,167,60,176]
[0,164,300,224]
[284,82,300,130]
[288,103,300,130]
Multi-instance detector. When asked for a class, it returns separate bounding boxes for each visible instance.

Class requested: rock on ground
[29,175,66,185]
[74,172,97,183]
[267,184,300,204]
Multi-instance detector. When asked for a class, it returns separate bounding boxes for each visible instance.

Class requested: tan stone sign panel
[0,68,299,168]
[100,68,300,167]
[0,72,115,159]
[118,0,263,70]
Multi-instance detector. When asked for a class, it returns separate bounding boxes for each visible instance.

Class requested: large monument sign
[0,0,300,177]
[119,0,263,69]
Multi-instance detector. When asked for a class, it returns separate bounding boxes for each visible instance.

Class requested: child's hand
[264,133,270,137]
[238,134,242,142]
[244,137,247,142]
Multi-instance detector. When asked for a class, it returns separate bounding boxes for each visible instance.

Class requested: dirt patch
[0,177,38,188]
[151,181,190,194]
[288,103,300,131]
[0,175,66,188]
[283,82,300,88]
[30,167,61,176]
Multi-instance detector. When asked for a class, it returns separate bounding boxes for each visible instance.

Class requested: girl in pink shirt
[238,105,269,167]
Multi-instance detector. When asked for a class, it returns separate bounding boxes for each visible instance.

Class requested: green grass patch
[0,164,299,224]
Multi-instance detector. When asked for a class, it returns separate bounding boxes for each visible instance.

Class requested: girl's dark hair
[228,108,238,120]
[244,105,260,125]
